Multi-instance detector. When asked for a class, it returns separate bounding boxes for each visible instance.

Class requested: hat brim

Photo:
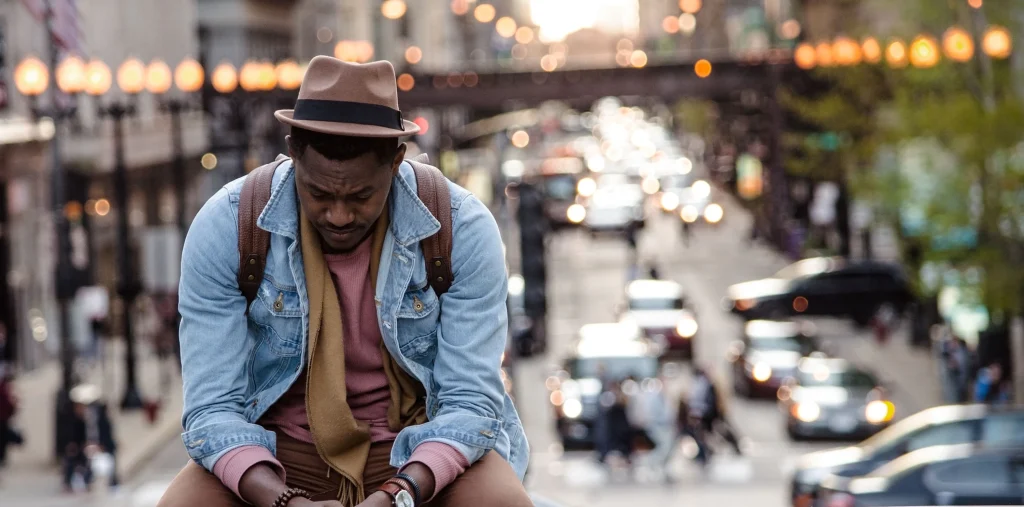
[275,110,420,138]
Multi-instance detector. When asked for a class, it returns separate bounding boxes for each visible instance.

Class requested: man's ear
[285,135,298,160]
[392,143,408,176]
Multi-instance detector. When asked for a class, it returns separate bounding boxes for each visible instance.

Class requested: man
[159,57,530,507]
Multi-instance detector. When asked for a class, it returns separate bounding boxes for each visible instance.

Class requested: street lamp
[15,51,83,457]
[148,58,203,368]
[90,58,145,409]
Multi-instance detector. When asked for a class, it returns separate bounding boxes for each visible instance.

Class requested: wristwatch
[379,481,415,507]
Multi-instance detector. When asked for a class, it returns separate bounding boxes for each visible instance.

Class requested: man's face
[290,137,405,253]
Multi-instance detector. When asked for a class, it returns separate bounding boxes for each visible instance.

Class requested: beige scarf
[300,206,426,506]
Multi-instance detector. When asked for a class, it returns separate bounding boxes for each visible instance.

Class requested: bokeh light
[662,15,680,34]
[942,27,974,62]
[983,26,1012,59]
[174,58,205,92]
[511,130,530,148]
[496,17,517,38]
[862,37,882,63]
[14,57,49,96]
[56,56,86,94]
[84,59,112,96]
[794,43,816,69]
[405,46,423,64]
[694,59,712,77]
[211,62,238,93]
[833,36,862,66]
[630,50,648,68]
[515,26,535,44]
[679,0,702,14]
[380,0,407,19]
[815,42,834,67]
[886,39,908,68]
[145,59,173,94]
[397,73,415,91]
[473,3,496,23]
[909,35,940,68]
[116,58,146,94]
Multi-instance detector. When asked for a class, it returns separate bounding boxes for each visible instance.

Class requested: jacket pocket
[396,287,439,363]
[249,281,303,357]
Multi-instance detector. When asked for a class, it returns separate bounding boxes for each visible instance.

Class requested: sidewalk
[3,338,183,501]
[715,188,945,416]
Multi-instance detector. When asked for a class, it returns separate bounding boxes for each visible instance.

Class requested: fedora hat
[275,56,419,138]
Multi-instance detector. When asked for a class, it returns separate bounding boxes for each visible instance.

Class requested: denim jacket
[177,158,528,479]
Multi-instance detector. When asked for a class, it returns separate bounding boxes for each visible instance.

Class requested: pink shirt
[214,237,467,499]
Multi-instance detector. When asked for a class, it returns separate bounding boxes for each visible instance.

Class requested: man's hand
[353,491,392,507]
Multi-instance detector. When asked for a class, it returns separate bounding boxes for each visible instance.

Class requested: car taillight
[826,493,855,507]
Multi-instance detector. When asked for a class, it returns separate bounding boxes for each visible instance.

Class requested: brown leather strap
[411,160,454,297]
[237,158,287,313]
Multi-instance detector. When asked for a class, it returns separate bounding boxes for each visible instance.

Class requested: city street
[8,189,940,507]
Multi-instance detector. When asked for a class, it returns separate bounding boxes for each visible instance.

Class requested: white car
[619,279,698,359]
[582,179,645,232]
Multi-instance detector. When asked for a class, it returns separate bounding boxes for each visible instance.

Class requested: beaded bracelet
[271,487,311,507]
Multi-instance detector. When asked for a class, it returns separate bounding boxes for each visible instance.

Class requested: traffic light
[515,183,548,357]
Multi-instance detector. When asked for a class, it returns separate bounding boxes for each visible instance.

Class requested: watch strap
[378,480,405,504]
[392,473,422,505]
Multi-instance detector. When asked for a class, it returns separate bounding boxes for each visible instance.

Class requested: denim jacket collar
[257,158,440,246]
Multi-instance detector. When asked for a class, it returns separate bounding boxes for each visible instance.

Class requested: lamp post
[148,58,204,367]
[14,48,88,457]
[88,58,145,409]
[208,59,286,179]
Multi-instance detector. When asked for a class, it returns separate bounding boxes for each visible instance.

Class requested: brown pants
[157,432,531,507]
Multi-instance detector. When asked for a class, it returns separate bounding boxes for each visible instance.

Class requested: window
[981,414,1024,445]
[797,370,877,389]
[569,357,659,381]
[928,458,1009,486]
[629,297,684,311]
[905,422,975,452]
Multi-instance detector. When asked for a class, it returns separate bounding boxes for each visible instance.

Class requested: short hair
[288,126,399,165]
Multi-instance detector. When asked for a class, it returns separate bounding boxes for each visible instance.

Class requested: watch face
[395,489,415,507]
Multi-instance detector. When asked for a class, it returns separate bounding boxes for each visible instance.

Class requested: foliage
[783,0,1024,312]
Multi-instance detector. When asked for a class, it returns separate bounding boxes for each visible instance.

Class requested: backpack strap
[237,157,288,313]
[409,157,454,297]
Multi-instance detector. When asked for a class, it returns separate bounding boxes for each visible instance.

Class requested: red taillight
[826,493,855,507]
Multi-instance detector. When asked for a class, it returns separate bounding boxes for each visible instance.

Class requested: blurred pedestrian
[595,381,634,466]
[687,365,743,464]
[680,219,692,247]
[647,263,661,280]
[939,335,970,403]
[974,362,1011,405]
[625,220,639,261]
[63,385,119,492]
[0,367,18,469]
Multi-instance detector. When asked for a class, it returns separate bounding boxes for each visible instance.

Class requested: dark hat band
[292,99,405,131]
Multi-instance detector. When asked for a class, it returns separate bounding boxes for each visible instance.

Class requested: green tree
[785,0,1024,314]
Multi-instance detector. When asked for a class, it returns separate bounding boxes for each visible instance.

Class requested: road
[10,192,922,507]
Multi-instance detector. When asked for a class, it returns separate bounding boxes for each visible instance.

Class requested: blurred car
[619,279,697,359]
[817,444,1024,507]
[675,181,725,226]
[788,404,1024,507]
[727,257,913,326]
[547,324,660,449]
[778,357,894,441]
[581,174,645,233]
[536,157,585,230]
[726,320,820,398]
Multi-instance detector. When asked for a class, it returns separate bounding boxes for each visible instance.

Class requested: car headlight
[566,204,586,224]
[704,203,724,223]
[680,205,699,223]
[577,177,596,197]
[752,363,772,382]
[562,398,583,419]
[675,318,698,338]
[793,402,821,422]
[865,400,895,424]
